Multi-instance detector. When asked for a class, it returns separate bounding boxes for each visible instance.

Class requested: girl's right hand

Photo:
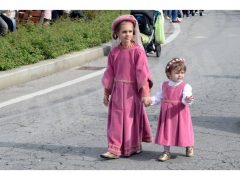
[103,95,110,106]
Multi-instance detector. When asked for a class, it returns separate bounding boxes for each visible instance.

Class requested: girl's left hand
[142,96,152,107]
[185,95,194,104]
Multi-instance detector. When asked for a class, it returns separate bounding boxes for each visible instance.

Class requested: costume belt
[162,99,180,104]
[114,79,135,84]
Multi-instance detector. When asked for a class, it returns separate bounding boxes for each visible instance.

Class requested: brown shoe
[100,152,119,159]
[186,147,194,157]
[158,152,171,162]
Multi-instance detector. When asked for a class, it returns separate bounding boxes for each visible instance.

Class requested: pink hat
[112,15,136,32]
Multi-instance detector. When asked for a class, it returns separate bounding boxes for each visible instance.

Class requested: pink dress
[102,44,153,156]
[155,81,194,147]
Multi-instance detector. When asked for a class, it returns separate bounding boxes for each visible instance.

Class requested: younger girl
[151,58,194,161]
[101,15,153,159]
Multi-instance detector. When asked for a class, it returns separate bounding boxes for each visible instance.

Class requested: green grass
[0,10,129,71]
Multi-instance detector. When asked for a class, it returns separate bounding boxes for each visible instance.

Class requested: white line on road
[194,36,207,39]
[0,68,106,109]
[0,24,180,109]
[164,24,181,45]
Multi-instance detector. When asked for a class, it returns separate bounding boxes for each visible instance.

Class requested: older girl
[101,15,153,159]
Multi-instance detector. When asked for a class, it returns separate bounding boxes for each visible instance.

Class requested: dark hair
[165,58,186,79]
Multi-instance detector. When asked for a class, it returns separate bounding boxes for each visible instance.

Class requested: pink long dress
[155,81,194,147]
[102,44,153,156]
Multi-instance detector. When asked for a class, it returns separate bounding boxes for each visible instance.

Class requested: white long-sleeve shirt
[151,80,193,106]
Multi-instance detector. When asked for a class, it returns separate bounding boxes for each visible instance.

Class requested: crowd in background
[0,10,84,36]
[163,10,206,23]
[0,10,206,36]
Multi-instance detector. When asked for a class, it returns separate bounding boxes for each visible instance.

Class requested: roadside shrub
[0,10,129,71]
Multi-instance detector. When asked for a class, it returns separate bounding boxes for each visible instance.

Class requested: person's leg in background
[182,10,189,18]
[0,15,9,35]
[171,10,177,21]
[171,10,181,23]
[1,14,16,32]
[164,10,171,20]
[199,10,205,16]
[51,10,60,22]
[178,10,183,18]
[41,10,52,26]
[167,10,172,18]
[190,10,195,16]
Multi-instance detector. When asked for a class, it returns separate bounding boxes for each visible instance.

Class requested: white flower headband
[166,58,185,70]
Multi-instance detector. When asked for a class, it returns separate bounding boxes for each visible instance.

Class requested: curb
[0,43,111,90]
[0,21,177,90]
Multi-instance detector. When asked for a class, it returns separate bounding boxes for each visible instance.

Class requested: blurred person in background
[0,10,16,36]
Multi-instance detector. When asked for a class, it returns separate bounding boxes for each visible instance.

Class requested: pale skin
[117,21,134,47]
[103,94,109,106]
[143,69,194,107]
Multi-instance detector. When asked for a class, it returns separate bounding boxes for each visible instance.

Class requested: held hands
[103,88,111,106]
[103,94,110,106]
[141,96,152,107]
[185,95,194,104]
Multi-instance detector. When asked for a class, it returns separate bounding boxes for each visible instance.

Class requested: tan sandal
[158,152,171,162]
[100,152,119,159]
[186,147,194,157]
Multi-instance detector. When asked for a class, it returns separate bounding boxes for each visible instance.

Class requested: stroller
[130,10,163,57]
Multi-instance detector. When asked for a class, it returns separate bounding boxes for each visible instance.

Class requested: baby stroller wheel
[156,44,161,57]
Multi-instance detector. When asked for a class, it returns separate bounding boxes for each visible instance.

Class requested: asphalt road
[0,10,239,170]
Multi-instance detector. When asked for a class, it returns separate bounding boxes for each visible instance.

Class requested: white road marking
[164,24,181,45]
[0,24,180,109]
[0,68,106,109]
[194,36,207,39]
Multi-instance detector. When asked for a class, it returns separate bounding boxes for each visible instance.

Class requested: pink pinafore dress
[155,81,194,147]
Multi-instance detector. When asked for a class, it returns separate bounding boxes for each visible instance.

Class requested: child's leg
[164,146,170,152]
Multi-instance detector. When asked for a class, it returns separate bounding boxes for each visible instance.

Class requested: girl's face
[169,70,185,82]
[117,21,134,45]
